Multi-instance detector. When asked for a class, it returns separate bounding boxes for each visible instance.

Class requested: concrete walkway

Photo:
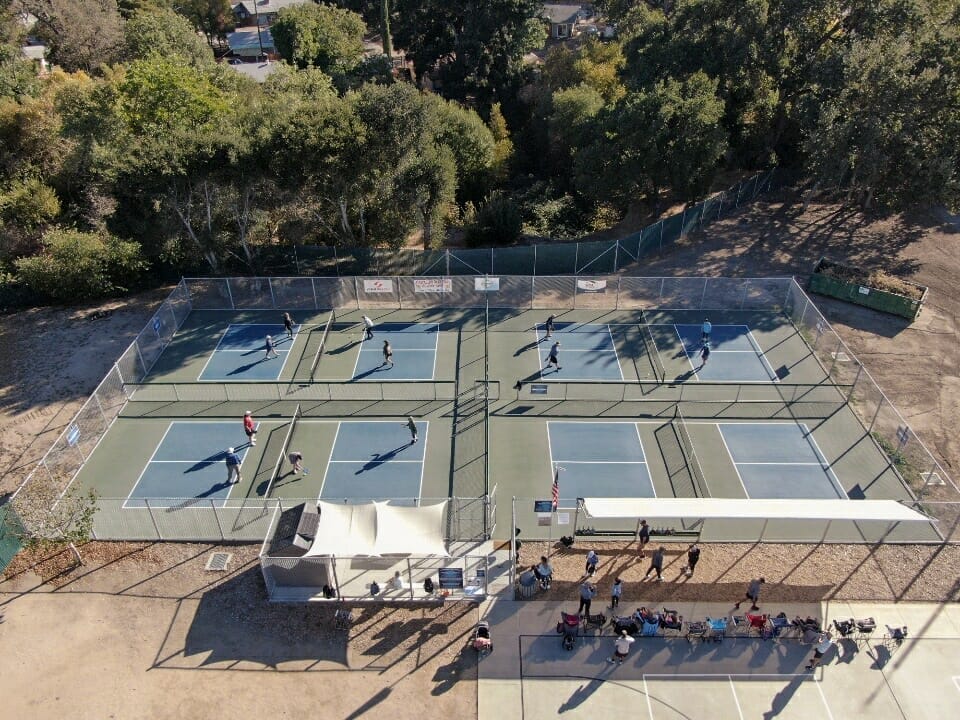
[477,590,960,720]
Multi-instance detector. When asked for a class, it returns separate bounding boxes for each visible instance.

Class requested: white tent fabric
[581,498,932,523]
[305,500,449,557]
[374,502,450,557]
[305,502,377,557]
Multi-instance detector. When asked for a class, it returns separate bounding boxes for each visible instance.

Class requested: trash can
[518,570,537,599]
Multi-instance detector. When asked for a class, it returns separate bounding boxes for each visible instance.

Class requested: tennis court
[666,323,777,382]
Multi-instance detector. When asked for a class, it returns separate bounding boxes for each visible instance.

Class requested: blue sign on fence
[66,424,81,446]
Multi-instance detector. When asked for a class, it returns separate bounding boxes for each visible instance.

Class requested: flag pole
[548,464,562,561]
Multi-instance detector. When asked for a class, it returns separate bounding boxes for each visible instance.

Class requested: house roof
[21,45,47,61]
[227,27,275,54]
[233,0,307,15]
[542,3,582,25]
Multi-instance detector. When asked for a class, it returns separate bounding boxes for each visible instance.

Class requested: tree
[9,472,98,565]
[805,23,960,209]
[20,0,124,72]
[543,40,626,103]
[548,84,605,179]
[464,191,522,246]
[580,73,728,210]
[271,3,366,74]
[392,0,545,106]
[425,94,496,204]
[488,102,513,183]
[123,8,214,67]
[179,0,235,48]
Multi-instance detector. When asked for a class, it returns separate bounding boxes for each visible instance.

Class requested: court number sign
[363,279,394,293]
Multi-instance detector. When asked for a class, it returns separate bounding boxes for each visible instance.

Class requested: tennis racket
[302,468,310,475]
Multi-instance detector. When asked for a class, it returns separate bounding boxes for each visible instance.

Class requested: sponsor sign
[363,279,394,294]
[474,277,500,292]
[414,278,452,293]
[576,279,607,293]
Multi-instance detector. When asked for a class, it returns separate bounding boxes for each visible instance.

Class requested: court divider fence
[9,274,959,545]
[92,494,496,543]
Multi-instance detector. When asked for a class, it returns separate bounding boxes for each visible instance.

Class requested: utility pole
[381,0,393,59]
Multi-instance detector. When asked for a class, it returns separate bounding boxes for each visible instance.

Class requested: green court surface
[68,298,940,543]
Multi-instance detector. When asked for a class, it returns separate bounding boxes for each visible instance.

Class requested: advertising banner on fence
[475,277,500,292]
[363,279,394,293]
[576,279,608,293]
[414,278,452,293]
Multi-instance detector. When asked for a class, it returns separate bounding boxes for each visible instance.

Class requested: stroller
[557,611,581,650]
[660,608,683,636]
[582,611,607,634]
[471,621,493,656]
[611,616,640,636]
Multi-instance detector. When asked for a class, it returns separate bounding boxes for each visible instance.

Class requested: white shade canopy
[305,500,449,557]
[581,498,932,523]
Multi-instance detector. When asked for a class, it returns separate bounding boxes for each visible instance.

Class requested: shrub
[15,228,145,303]
[464,192,522,247]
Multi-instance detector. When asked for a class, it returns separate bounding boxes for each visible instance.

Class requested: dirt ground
[1,193,959,718]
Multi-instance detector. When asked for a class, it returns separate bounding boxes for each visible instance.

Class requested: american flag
[552,466,560,510]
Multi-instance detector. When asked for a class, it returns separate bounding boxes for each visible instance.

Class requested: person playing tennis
[288,451,304,475]
[382,340,394,368]
[544,341,562,372]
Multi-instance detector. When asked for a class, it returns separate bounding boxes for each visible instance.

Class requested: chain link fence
[252,169,780,277]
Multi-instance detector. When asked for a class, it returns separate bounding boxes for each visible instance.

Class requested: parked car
[579,24,599,37]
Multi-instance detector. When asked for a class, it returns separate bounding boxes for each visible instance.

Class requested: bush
[464,192,522,247]
[15,228,145,303]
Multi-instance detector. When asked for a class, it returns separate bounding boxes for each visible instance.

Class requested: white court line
[635,422,656,497]
[122,422,176,509]
[747,328,780,381]
[735,461,829,466]
[327,459,423,463]
[952,676,960,692]
[417,421,429,500]
[606,323,626,381]
[195,323,235,380]
[728,676,746,720]
[716,426,751,498]
[804,427,848,500]
[673,324,701,381]
[316,422,341,501]
[549,460,648,464]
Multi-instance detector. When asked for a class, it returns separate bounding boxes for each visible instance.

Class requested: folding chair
[855,617,877,647]
[706,616,728,643]
[686,620,709,644]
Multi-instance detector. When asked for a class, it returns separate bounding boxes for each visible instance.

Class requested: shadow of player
[354,444,412,474]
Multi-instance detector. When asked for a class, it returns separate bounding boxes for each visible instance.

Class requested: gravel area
[517,540,960,604]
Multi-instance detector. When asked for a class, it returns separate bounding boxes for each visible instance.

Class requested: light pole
[253,0,265,60]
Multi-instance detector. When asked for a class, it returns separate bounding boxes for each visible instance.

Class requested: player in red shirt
[243,411,257,447]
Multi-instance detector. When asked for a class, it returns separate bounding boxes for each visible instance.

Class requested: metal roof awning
[580,498,933,523]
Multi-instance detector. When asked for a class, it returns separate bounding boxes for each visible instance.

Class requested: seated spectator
[532,556,553,586]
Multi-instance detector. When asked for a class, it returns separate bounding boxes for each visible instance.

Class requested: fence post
[735,182,743,208]
[333,246,340,277]
[354,276,361,310]
[145,499,162,540]
[268,278,277,309]
[311,277,319,310]
[134,342,148,381]
[615,276,622,309]
[165,303,178,335]
[225,278,236,309]
[848,363,864,403]
[659,220,664,252]
[212,499,226,540]
[699,278,708,309]
[574,243,580,275]
[680,207,687,239]
[613,240,619,272]
[739,281,749,309]
[445,250,450,277]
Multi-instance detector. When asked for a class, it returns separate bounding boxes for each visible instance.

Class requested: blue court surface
[672,323,776,382]
[353,322,439,381]
[198,323,300,381]
[547,422,653,505]
[535,323,623,380]
[719,422,846,499]
[125,422,250,508]
[320,420,427,503]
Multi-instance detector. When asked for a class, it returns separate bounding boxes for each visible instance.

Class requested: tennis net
[310,308,336,380]
[674,406,709,498]
[265,403,301,497]
[639,314,665,383]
